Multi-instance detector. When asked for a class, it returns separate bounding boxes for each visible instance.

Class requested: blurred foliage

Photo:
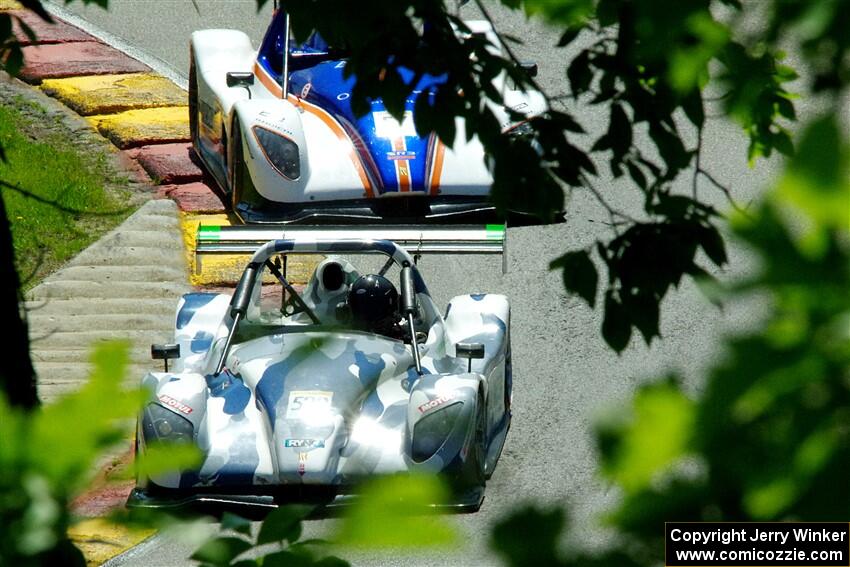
[192,474,456,564]
[334,473,456,548]
[257,0,809,351]
[489,111,850,565]
[0,342,140,566]
[0,1,836,354]
[0,341,203,565]
[0,1,847,566]
[192,506,348,567]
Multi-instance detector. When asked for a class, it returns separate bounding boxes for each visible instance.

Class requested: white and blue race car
[189,7,545,224]
[128,237,512,512]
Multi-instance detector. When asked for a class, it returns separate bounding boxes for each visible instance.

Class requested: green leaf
[524,0,593,26]
[256,505,312,545]
[489,506,565,566]
[681,89,705,128]
[623,291,660,345]
[772,129,793,157]
[775,63,799,82]
[190,536,252,566]
[591,133,612,153]
[0,14,12,39]
[566,50,593,95]
[697,225,727,267]
[135,441,203,481]
[608,103,632,159]
[261,550,310,567]
[18,0,54,22]
[602,292,632,353]
[598,379,695,493]
[557,28,580,47]
[220,512,253,537]
[775,96,796,121]
[335,474,456,548]
[3,47,24,77]
[550,250,598,308]
[432,90,457,147]
[596,0,618,27]
[625,161,647,190]
[777,113,849,232]
[32,342,141,489]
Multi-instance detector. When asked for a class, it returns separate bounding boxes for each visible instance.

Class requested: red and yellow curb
[67,446,154,566]
[69,519,155,567]
[41,73,187,115]
[88,106,190,148]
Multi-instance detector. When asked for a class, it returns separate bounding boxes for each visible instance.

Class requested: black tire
[133,426,147,488]
[188,50,199,147]
[504,328,512,417]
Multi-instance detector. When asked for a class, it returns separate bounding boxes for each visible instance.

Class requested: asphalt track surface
[49,2,791,565]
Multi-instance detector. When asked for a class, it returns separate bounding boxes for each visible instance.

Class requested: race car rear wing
[194,223,508,272]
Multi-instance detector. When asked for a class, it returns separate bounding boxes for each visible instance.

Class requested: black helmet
[348,274,399,332]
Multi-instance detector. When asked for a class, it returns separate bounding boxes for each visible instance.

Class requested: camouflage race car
[128,237,511,512]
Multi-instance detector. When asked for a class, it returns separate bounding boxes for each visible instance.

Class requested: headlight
[142,403,194,443]
[411,402,463,463]
[253,126,300,180]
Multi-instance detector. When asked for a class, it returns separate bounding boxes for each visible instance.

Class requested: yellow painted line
[41,73,187,116]
[87,106,189,149]
[181,213,322,286]
[68,518,155,566]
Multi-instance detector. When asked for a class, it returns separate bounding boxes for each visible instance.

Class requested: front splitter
[126,486,484,518]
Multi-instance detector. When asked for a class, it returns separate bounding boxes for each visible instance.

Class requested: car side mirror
[456,342,485,372]
[151,343,180,372]
[226,71,254,88]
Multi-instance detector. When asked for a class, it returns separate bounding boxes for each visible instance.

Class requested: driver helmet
[348,274,399,333]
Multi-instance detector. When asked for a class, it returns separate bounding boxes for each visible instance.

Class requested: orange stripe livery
[253,62,374,197]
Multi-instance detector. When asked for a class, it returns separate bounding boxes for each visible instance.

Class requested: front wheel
[504,332,512,418]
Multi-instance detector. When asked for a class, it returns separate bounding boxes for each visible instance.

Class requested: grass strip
[0,95,134,288]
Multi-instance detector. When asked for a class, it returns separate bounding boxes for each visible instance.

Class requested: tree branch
[579,173,638,233]
[473,0,553,105]
[697,168,752,217]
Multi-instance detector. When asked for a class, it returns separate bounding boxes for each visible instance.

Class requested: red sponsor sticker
[418,393,456,414]
[158,394,193,414]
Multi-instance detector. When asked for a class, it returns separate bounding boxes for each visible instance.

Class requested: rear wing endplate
[194,223,507,272]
